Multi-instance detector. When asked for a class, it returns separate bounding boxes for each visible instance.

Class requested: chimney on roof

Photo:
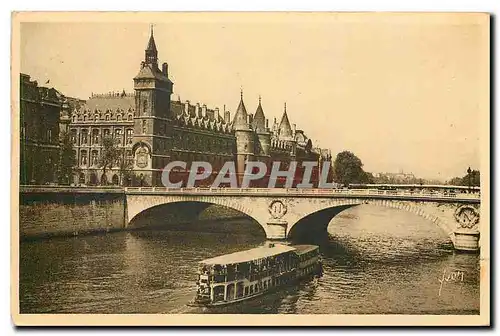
[162,62,168,76]
[248,114,253,125]
[224,110,231,124]
[202,104,207,119]
[184,100,190,115]
[292,123,296,135]
[195,103,201,117]
[215,107,220,121]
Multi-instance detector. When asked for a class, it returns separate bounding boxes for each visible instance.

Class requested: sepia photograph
[11,12,490,326]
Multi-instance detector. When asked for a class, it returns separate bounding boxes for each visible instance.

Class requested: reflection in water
[20,204,480,314]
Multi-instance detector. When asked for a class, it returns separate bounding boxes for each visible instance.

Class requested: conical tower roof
[232,91,249,131]
[252,96,267,133]
[278,103,293,139]
[146,25,157,52]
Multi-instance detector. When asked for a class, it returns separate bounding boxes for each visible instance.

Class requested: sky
[19,13,488,181]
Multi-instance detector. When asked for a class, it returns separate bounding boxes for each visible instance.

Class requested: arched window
[81,129,88,145]
[126,129,133,144]
[91,150,98,166]
[80,150,88,166]
[115,128,123,145]
[92,129,99,145]
[89,173,97,186]
[128,114,133,121]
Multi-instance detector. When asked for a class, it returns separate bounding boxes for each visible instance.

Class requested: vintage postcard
[11,12,490,326]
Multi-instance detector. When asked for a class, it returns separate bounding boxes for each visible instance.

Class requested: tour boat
[189,243,322,307]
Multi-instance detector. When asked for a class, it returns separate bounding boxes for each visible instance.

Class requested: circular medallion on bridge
[454,205,479,229]
[269,200,287,219]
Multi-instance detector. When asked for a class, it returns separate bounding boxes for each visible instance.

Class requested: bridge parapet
[123,187,480,202]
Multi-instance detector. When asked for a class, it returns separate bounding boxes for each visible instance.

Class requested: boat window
[244,287,248,296]
[213,285,225,302]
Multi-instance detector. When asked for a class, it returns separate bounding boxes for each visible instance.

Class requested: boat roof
[292,245,319,255]
[200,244,296,266]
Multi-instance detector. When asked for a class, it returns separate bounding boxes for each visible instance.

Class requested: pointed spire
[278,102,293,139]
[147,24,157,51]
[253,95,266,133]
[145,24,158,65]
[232,90,249,131]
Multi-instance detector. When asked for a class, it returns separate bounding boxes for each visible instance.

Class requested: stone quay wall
[19,189,126,239]
[18,188,247,240]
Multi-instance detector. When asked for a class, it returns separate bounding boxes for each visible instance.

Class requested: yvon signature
[438,269,465,296]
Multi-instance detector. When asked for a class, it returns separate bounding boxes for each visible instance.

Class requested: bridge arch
[126,194,269,237]
[286,198,457,243]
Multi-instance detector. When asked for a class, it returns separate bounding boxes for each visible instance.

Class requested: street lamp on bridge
[467,166,472,193]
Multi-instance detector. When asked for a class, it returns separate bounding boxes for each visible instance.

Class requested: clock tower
[132,26,174,186]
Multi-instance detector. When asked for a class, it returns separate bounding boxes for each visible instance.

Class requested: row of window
[74,149,133,167]
[70,128,134,146]
[72,113,134,123]
[243,278,277,297]
[21,123,56,143]
[172,132,234,154]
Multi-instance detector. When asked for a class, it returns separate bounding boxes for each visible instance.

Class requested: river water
[19,204,480,314]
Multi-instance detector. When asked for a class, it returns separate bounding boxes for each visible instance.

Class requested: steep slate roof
[278,103,293,139]
[252,96,267,133]
[232,93,249,131]
[170,100,184,117]
[146,28,157,52]
[82,95,135,112]
[134,63,171,82]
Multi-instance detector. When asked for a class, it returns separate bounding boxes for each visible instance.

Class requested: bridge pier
[265,220,288,240]
[453,230,480,252]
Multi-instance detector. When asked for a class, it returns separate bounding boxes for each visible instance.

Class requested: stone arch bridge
[125,187,481,252]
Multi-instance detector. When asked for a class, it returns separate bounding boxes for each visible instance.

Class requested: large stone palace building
[20,73,63,185]
[20,74,86,185]
[44,28,332,187]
